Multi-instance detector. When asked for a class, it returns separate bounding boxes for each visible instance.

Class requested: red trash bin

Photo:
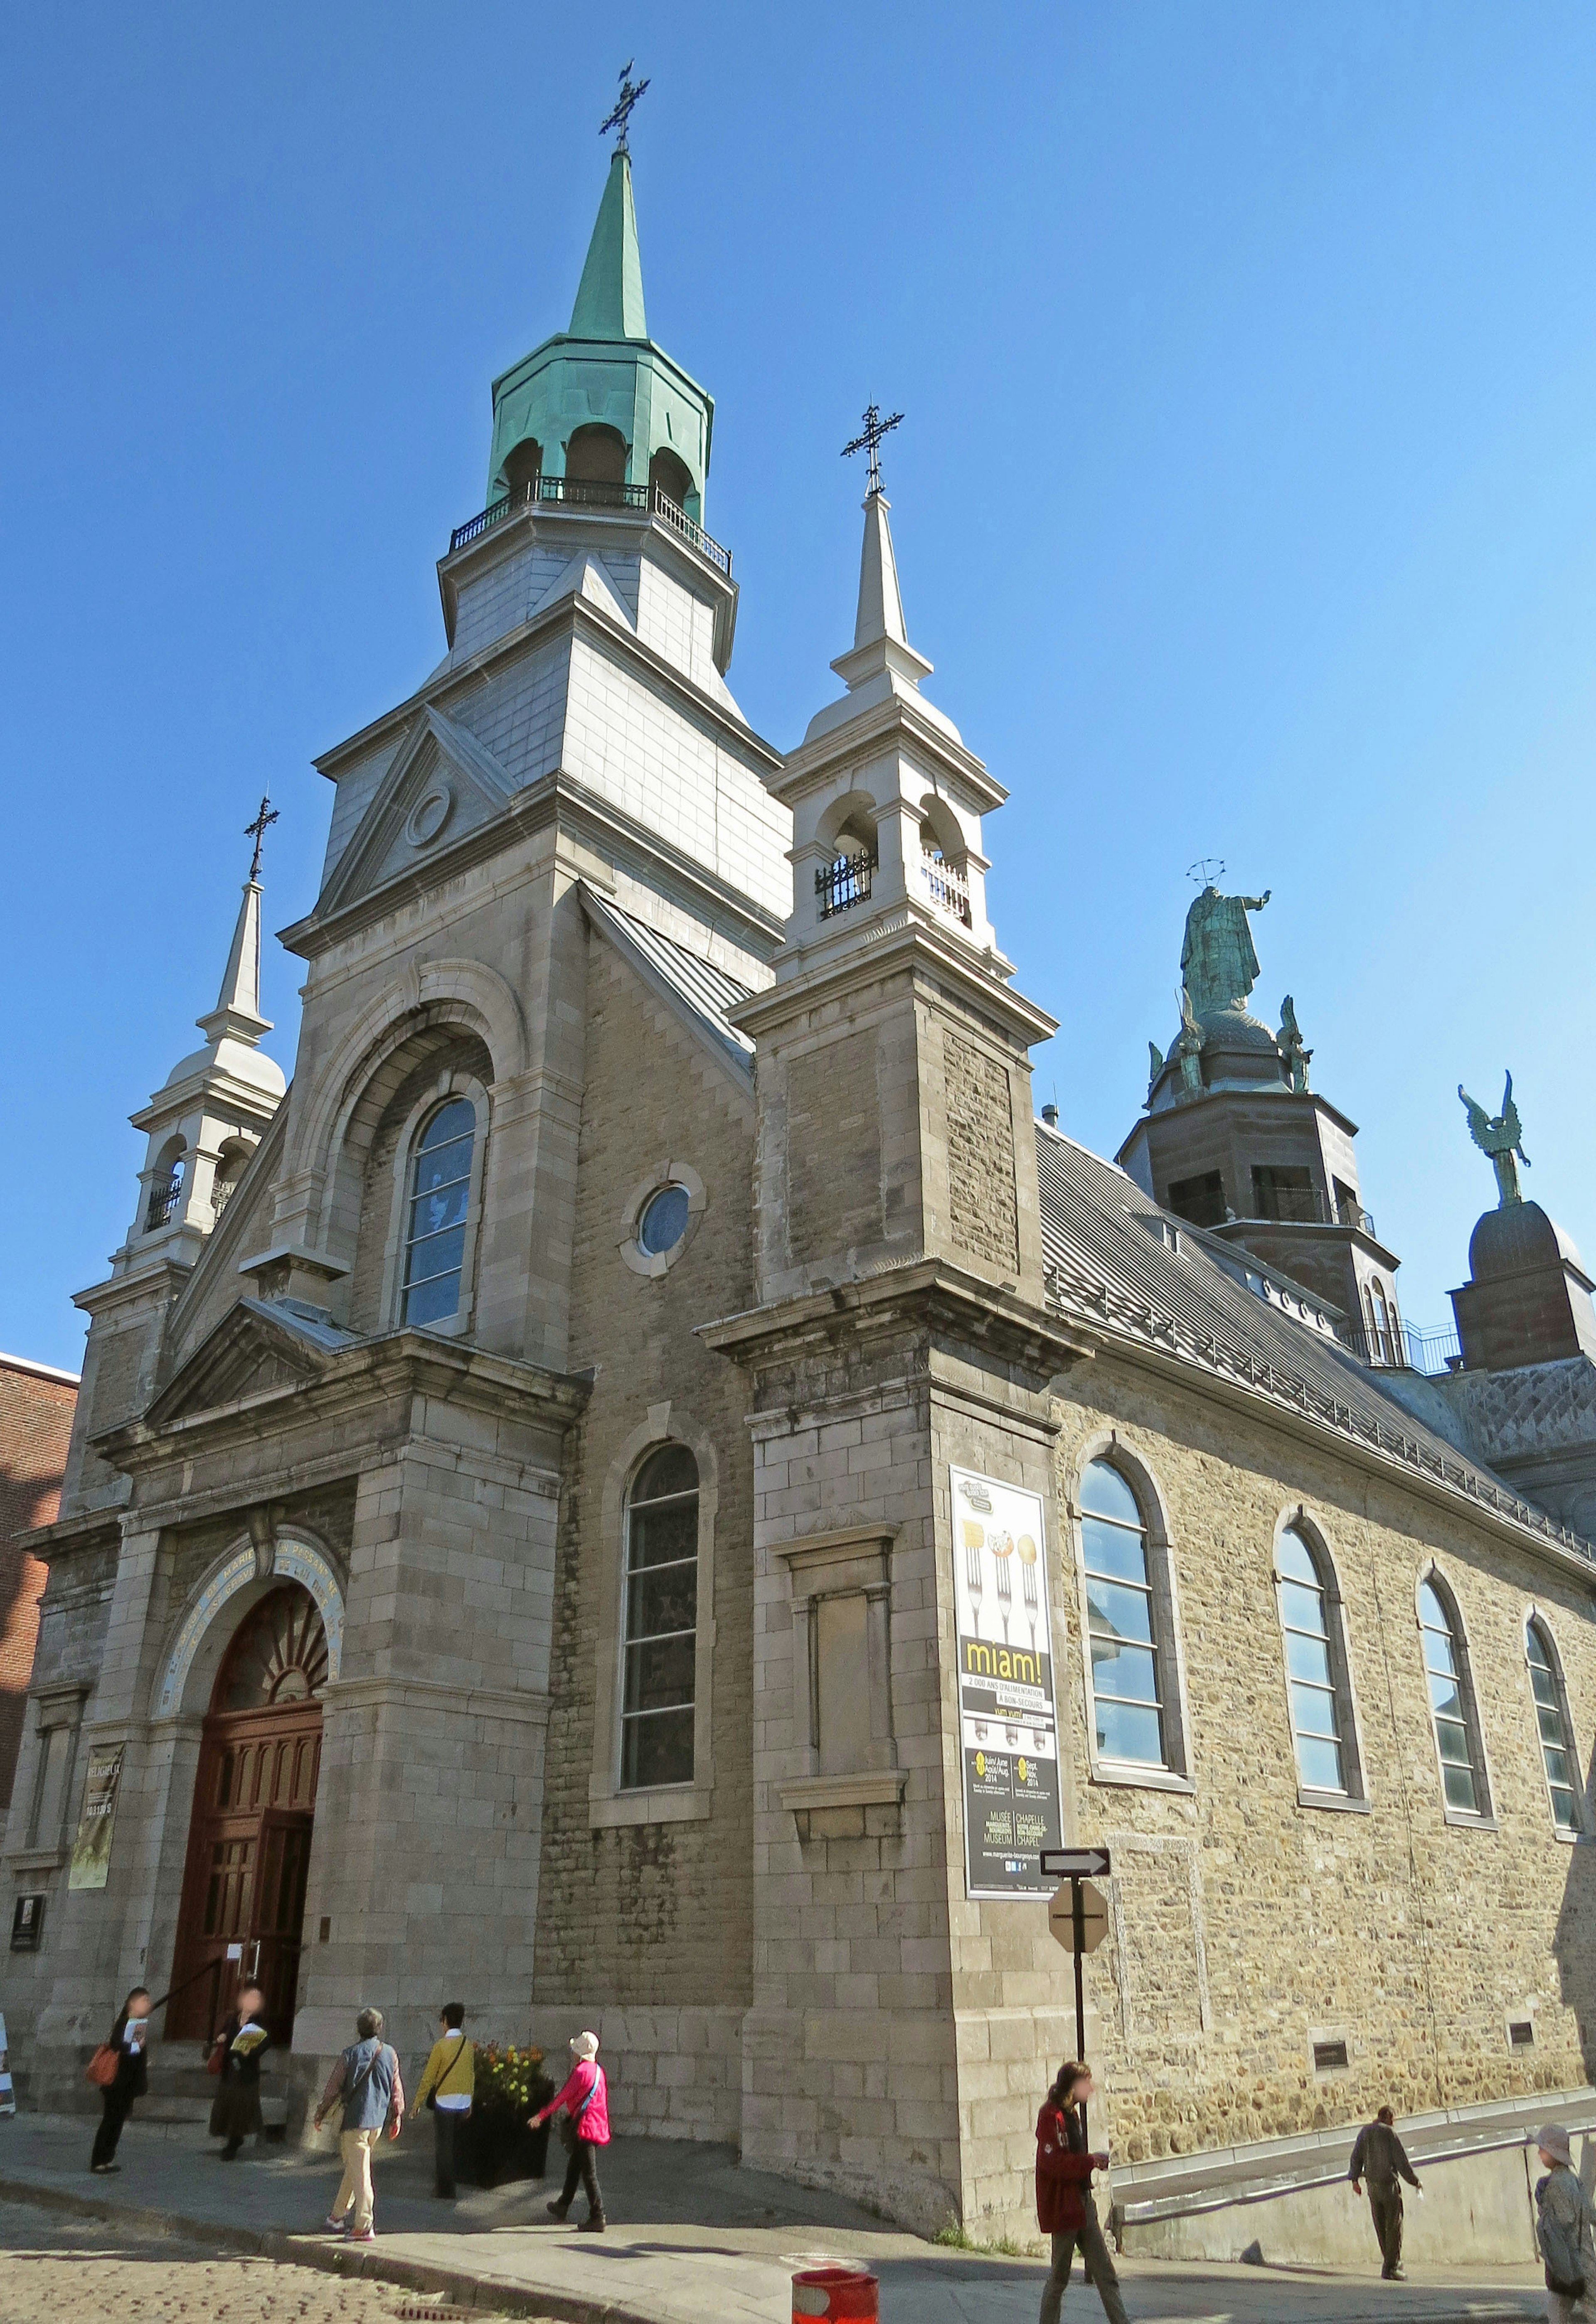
[792,2263,879,2322]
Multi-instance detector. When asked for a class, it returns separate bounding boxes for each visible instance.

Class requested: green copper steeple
[569,149,647,339]
[483,146,712,523]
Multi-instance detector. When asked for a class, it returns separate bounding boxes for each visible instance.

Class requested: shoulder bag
[558,2071,599,2152]
[85,2046,119,2089]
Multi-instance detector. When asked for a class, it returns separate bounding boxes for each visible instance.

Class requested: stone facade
[0,1356,78,1810]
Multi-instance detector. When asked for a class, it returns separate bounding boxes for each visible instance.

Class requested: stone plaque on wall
[951,1466,1063,1897]
[943,1030,1019,1272]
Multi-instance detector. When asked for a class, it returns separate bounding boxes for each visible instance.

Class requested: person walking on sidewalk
[1034,2060,1130,2324]
[1534,2122,1596,2323]
[207,1984,269,2161]
[312,2006,404,2242]
[1349,2103,1422,2280]
[89,1987,151,2174]
[414,2002,475,2201]
[530,2030,608,2233]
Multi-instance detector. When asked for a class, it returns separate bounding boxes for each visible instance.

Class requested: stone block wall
[1049,1348,1596,2183]
[528,930,759,2140]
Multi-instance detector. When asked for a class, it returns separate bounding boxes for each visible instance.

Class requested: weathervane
[244,795,279,883]
[842,403,904,497]
[1186,857,1226,886]
[600,59,650,151]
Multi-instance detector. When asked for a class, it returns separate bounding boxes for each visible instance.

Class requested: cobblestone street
[0,2199,516,2324]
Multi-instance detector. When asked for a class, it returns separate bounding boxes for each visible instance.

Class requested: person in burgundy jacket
[1035,2060,1130,2324]
[530,2030,609,2232]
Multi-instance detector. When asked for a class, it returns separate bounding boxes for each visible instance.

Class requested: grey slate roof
[1034,1120,1594,1567]
[581,887,756,1071]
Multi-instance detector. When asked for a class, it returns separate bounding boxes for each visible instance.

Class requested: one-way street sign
[1040,1846,1111,1880]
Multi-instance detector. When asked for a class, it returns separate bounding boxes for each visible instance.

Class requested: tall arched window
[1526,1618,1581,1833]
[1080,1460,1166,1768]
[401,1098,475,1327]
[1419,1576,1488,1816]
[146,1139,185,1231]
[1276,1527,1359,1798]
[621,1444,699,1790]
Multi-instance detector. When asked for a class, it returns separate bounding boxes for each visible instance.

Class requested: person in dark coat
[1349,2103,1422,2280]
[207,1984,269,2160]
[89,1987,152,2172]
[1034,2059,1130,2324]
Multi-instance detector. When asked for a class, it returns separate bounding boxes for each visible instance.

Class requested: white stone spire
[853,490,910,653]
[115,857,286,1274]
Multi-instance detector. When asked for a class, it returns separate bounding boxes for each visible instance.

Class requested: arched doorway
[166,1585,327,2044]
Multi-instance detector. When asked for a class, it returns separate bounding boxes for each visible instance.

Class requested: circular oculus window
[638,1183,692,1257]
[405,785,454,848]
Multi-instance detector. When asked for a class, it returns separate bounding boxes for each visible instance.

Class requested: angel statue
[1176,986,1204,1097]
[1147,1040,1165,1099]
[1459,1072,1530,1208]
[1277,994,1312,1094]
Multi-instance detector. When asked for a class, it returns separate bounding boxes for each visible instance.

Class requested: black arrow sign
[1040,1847,1112,1879]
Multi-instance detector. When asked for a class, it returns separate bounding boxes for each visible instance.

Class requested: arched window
[1526,1618,1581,1833]
[1080,1459,1167,1768]
[1419,1576,1488,1816]
[503,437,543,501]
[621,1444,699,1790]
[401,1098,475,1327]
[211,1141,251,1221]
[565,423,628,489]
[1276,1526,1360,1799]
[146,1139,185,1231]
[1370,1279,1395,1366]
[817,814,877,919]
[649,446,694,512]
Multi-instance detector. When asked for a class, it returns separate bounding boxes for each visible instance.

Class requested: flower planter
[464,2105,550,2189]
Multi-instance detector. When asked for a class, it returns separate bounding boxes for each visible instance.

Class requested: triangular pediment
[526,549,635,635]
[317,705,517,918]
[144,1298,353,1430]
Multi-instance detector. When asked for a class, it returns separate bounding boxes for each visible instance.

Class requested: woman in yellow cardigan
[413,2004,475,2199]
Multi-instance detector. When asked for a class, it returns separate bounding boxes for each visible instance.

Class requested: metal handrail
[145,1176,181,1232]
[920,851,973,929]
[816,848,877,919]
[447,477,732,575]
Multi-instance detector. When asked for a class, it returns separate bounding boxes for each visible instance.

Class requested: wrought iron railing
[919,851,972,928]
[1339,1317,1462,1376]
[816,848,877,919]
[1237,1186,1377,1239]
[447,477,732,575]
[145,1174,182,1232]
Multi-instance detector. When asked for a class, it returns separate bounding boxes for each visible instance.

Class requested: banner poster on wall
[0,2010,13,2115]
[67,1746,124,1892]
[950,1466,1063,1899]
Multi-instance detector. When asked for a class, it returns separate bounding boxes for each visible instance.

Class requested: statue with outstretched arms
[1460,1072,1530,1208]
[1180,885,1271,1019]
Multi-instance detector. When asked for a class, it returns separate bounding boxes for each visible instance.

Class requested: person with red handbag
[87,1987,151,2173]
[1034,2059,1129,2324]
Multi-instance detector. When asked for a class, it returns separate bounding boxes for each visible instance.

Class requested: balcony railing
[1339,1317,1462,1377]
[816,848,877,919]
[145,1173,182,1232]
[1241,1186,1377,1239]
[919,851,973,929]
[447,477,732,575]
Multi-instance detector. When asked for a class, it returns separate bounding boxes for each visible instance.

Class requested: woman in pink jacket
[530,2030,609,2232]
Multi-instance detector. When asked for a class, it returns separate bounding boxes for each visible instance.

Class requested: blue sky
[4,3,1596,1373]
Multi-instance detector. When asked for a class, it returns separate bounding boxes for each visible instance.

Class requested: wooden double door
[167,1696,322,2045]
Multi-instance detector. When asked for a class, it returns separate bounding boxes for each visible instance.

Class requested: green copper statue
[1460,1072,1530,1207]
[1181,883,1271,1020]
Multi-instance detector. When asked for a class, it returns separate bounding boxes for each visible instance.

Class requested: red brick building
[0,1355,78,1810]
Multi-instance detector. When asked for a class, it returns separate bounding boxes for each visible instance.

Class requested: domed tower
[1116,879,1403,1353]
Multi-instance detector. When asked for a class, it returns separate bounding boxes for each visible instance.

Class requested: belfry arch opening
[502,437,543,501]
[649,446,694,514]
[165,1584,327,2046]
[565,424,628,489]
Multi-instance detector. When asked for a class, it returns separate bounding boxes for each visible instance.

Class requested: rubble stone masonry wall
[1051,1347,1596,2172]
[529,934,758,2139]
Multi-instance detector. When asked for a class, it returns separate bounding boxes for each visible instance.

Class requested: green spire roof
[569,148,647,340]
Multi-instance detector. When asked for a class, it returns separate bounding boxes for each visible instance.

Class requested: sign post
[1042,1847,1112,2146]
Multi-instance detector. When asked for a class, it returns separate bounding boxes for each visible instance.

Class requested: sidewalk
[0,2112,1551,2324]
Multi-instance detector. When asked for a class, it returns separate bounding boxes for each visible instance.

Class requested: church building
[7,128,1596,2260]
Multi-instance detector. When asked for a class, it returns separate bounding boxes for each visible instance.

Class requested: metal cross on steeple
[600,59,650,152]
[244,795,279,883]
[842,403,904,498]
